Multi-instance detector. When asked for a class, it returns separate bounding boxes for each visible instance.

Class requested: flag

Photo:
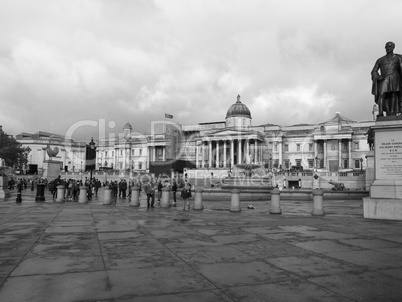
[164,113,173,119]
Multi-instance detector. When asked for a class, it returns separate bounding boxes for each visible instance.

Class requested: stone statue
[366,128,374,151]
[371,41,402,117]
[46,144,59,159]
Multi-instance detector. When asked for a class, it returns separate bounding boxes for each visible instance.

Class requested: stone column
[312,189,325,216]
[348,139,352,168]
[103,188,112,205]
[254,140,258,164]
[278,140,283,167]
[202,142,205,168]
[338,140,342,168]
[79,186,88,203]
[196,143,199,168]
[314,141,318,159]
[245,139,249,163]
[193,188,204,210]
[160,187,171,208]
[130,186,140,207]
[153,147,156,162]
[216,140,220,168]
[230,189,241,212]
[323,140,327,170]
[223,140,227,167]
[162,147,166,161]
[238,139,242,164]
[230,139,234,167]
[209,141,212,168]
[56,185,65,203]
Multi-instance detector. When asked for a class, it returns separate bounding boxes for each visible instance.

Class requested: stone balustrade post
[130,186,140,207]
[230,189,241,212]
[193,188,204,210]
[312,189,325,216]
[103,188,112,205]
[270,189,282,214]
[56,185,65,203]
[160,187,171,208]
[78,186,88,204]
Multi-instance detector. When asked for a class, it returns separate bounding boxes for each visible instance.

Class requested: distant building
[15,131,86,175]
[96,95,374,177]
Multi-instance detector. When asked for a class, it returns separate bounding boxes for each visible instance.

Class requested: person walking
[144,178,155,209]
[181,181,192,210]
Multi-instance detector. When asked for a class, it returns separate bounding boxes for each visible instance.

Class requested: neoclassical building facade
[96,95,374,177]
[17,95,374,179]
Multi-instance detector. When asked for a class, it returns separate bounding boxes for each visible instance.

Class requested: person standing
[144,178,155,209]
[171,179,177,207]
[181,181,192,210]
[157,180,162,202]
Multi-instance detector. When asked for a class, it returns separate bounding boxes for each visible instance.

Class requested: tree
[0,127,31,170]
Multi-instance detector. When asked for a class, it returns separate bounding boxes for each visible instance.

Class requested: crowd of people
[7,174,194,209]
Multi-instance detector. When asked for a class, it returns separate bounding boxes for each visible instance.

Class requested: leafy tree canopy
[0,127,31,169]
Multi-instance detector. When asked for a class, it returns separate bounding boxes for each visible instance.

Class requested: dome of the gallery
[123,122,132,130]
[225,95,252,119]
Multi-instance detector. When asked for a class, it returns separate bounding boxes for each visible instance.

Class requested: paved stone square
[1,188,402,301]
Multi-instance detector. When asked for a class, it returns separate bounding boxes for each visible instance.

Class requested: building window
[105,151,108,157]
[274,144,278,152]
[132,149,135,155]
[139,149,142,155]
[296,144,301,152]
[284,159,290,169]
[354,142,359,150]
[296,159,301,166]
[274,159,279,168]
[343,159,348,168]
[120,150,123,156]
[309,143,313,152]
[308,159,314,168]
[320,160,324,168]
[119,162,123,169]
[284,144,289,152]
[139,162,142,170]
[355,159,360,169]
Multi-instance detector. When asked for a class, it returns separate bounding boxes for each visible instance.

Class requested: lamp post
[88,137,96,181]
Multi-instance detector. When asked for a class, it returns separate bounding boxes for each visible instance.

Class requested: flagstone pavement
[1,188,402,301]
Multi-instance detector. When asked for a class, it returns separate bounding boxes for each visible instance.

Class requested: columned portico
[200,135,263,169]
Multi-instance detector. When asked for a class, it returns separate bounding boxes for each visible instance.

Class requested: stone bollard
[35,184,46,202]
[270,189,282,214]
[103,188,112,205]
[230,189,241,212]
[312,189,325,216]
[130,186,140,207]
[193,188,204,210]
[139,190,148,209]
[78,186,88,204]
[313,176,320,189]
[160,187,171,208]
[56,185,65,203]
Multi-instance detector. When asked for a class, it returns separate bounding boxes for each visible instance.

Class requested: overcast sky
[1,0,401,141]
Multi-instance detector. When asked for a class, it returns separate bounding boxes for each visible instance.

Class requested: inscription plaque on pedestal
[375,129,402,179]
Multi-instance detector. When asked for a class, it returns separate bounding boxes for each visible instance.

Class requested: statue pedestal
[0,175,11,199]
[42,160,62,181]
[363,120,402,220]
